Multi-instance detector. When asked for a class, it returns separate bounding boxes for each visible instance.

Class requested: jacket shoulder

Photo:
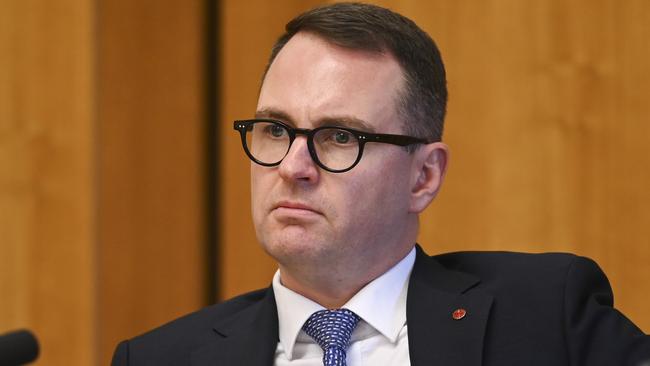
[428,251,650,364]
[433,250,584,276]
[430,251,609,304]
[135,287,268,340]
[112,288,270,365]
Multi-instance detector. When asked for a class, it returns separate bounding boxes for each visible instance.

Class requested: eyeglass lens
[245,121,361,171]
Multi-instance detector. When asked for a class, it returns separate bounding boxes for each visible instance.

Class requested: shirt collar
[273,246,416,360]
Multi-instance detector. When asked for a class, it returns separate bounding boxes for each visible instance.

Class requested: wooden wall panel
[0,1,96,365]
[3,1,206,364]
[97,0,206,364]
[220,0,650,332]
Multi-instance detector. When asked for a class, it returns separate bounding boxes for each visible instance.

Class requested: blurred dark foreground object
[0,329,39,366]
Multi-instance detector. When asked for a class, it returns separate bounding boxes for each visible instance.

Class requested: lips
[273,200,322,215]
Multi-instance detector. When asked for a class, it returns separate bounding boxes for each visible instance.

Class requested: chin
[259,230,329,266]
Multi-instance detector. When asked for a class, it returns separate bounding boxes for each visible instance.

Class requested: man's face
[252,32,419,275]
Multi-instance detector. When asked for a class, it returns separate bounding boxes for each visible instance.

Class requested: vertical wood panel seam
[204,0,220,305]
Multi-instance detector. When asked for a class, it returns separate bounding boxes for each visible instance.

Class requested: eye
[315,128,357,148]
[334,130,352,144]
[263,123,287,138]
[271,125,285,137]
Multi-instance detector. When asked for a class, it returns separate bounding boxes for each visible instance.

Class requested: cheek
[250,166,272,222]
[333,164,410,225]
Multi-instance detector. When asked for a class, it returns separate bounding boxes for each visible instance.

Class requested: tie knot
[302,308,361,352]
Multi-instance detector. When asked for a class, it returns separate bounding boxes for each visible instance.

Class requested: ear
[409,142,449,213]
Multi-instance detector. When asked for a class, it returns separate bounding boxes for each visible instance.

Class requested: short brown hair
[263,2,448,143]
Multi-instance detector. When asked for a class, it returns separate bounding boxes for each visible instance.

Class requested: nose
[278,136,319,183]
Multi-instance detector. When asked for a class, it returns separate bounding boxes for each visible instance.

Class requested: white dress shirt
[272,247,416,366]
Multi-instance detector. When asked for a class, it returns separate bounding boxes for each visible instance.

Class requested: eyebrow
[255,107,377,133]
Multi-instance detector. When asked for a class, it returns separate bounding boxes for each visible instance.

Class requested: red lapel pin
[452,308,467,320]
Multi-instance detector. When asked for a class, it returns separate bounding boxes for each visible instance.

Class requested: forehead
[258,32,405,132]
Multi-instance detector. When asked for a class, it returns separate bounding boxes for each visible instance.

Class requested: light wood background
[96,0,206,364]
[220,0,650,333]
[1,1,97,364]
[1,1,649,366]
[1,0,205,365]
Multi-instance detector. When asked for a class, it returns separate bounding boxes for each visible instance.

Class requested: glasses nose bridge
[287,126,316,149]
[291,126,313,138]
[283,126,317,161]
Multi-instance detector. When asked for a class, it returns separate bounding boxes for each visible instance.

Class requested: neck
[278,243,414,309]
[278,268,368,309]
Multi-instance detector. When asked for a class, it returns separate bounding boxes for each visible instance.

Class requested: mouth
[273,201,322,215]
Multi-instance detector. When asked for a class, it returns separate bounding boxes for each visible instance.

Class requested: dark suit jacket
[112,246,650,365]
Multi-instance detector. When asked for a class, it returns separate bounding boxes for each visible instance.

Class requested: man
[112,3,650,365]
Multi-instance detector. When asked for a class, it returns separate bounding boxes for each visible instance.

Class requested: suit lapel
[190,287,278,366]
[408,246,493,366]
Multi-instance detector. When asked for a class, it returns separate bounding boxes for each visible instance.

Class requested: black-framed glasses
[233,118,429,173]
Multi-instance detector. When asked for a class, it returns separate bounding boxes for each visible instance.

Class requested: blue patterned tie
[302,309,361,366]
